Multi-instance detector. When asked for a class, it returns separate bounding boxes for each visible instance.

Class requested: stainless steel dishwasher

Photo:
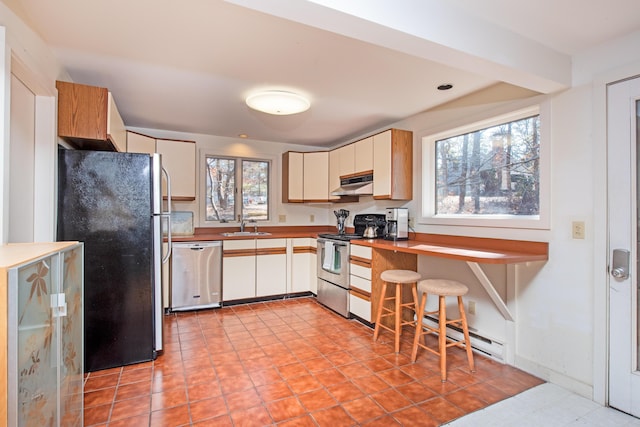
[170,241,222,311]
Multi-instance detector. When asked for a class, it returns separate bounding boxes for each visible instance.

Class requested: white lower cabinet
[290,238,317,293]
[223,239,257,301]
[350,244,372,321]
[223,238,287,301]
[349,292,372,322]
[222,237,317,302]
[256,239,287,297]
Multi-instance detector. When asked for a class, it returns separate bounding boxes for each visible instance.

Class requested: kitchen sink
[220,231,272,237]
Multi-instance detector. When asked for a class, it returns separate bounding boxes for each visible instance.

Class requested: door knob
[611,249,630,280]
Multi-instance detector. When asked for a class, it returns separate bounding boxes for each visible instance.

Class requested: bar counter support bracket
[466,261,514,322]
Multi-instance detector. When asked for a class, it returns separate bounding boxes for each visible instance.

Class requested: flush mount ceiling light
[245,90,310,115]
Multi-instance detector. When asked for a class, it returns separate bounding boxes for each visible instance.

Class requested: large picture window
[205,156,270,222]
[422,105,549,229]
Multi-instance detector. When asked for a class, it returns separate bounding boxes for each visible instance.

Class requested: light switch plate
[572,221,585,239]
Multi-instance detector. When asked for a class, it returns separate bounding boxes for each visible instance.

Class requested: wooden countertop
[169,226,332,242]
[352,234,548,264]
[169,227,548,265]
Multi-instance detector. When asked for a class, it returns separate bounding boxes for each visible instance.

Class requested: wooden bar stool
[411,279,475,382]
[373,269,421,353]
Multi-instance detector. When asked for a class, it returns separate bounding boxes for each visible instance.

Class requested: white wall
[127,126,334,228]
[0,3,69,243]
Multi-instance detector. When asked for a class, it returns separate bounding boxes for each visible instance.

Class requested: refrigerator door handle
[162,166,172,264]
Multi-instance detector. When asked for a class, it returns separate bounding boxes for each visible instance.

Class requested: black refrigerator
[57,148,169,372]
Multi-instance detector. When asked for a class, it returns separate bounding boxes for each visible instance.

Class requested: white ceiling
[7,0,640,147]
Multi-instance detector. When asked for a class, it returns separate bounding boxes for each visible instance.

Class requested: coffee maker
[385,207,409,240]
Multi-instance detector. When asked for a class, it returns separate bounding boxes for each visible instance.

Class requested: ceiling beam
[226,0,571,94]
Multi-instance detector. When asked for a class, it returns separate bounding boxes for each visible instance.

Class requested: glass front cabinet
[0,242,84,426]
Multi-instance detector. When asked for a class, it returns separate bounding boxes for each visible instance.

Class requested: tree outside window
[434,115,540,216]
[205,156,269,222]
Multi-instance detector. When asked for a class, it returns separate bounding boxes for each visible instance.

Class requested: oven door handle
[318,238,349,246]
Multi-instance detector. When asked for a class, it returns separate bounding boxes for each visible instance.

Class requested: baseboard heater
[420,315,505,362]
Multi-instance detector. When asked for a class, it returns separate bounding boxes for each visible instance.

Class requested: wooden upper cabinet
[373,129,413,200]
[56,80,126,152]
[282,152,304,203]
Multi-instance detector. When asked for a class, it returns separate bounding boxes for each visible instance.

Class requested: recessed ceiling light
[246,90,310,115]
[437,84,453,91]
[238,133,248,139]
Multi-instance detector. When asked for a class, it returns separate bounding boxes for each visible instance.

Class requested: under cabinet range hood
[331,172,373,196]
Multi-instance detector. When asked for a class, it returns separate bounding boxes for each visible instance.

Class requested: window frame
[421,104,550,230]
[200,151,273,226]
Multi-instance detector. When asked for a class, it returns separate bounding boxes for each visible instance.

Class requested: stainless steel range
[316,213,386,317]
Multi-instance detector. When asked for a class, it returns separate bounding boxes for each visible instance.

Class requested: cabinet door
[107,93,127,152]
[256,239,287,296]
[355,137,373,173]
[156,139,196,201]
[222,240,256,300]
[291,238,313,293]
[310,250,318,294]
[349,292,372,322]
[282,152,304,202]
[328,149,341,200]
[14,255,59,426]
[59,245,83,426]
[339,144,355,177]
[127,131,156,154]
[303,152,329,202]
[373,130,392,198]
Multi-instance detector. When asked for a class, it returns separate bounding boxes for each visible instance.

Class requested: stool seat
[381,270,422,283]
[412,278,475,382]
[418,279,468,297]
[373,269,421,353]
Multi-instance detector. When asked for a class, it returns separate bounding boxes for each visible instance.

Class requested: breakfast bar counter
[351,233,548,265]
[351,234,548,345]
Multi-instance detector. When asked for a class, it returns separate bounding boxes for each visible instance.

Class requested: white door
[9,73,36,243]
[608,75,640,416]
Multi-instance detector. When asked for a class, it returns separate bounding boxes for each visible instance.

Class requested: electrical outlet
[572,221,585,239]
[408,217,414,228]
[310,214,315,223]
[279,215,286,223]
[468,300,476,315]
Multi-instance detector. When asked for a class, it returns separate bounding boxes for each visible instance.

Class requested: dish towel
[323,241,335,270]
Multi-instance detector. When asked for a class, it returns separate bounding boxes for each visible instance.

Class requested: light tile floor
[446,382,640,427]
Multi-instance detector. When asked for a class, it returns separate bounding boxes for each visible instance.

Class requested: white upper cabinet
[127,132,155,154]
[339,144,355,177]
[282,151,304,203]
[354,136,373,173]
[303,151,329,202]
[156,139,196,201]
[373,129,413,200]
[329,149,341,200]
[126,130,196,201]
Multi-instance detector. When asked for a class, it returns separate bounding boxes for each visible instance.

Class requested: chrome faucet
[238,215,246,232]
